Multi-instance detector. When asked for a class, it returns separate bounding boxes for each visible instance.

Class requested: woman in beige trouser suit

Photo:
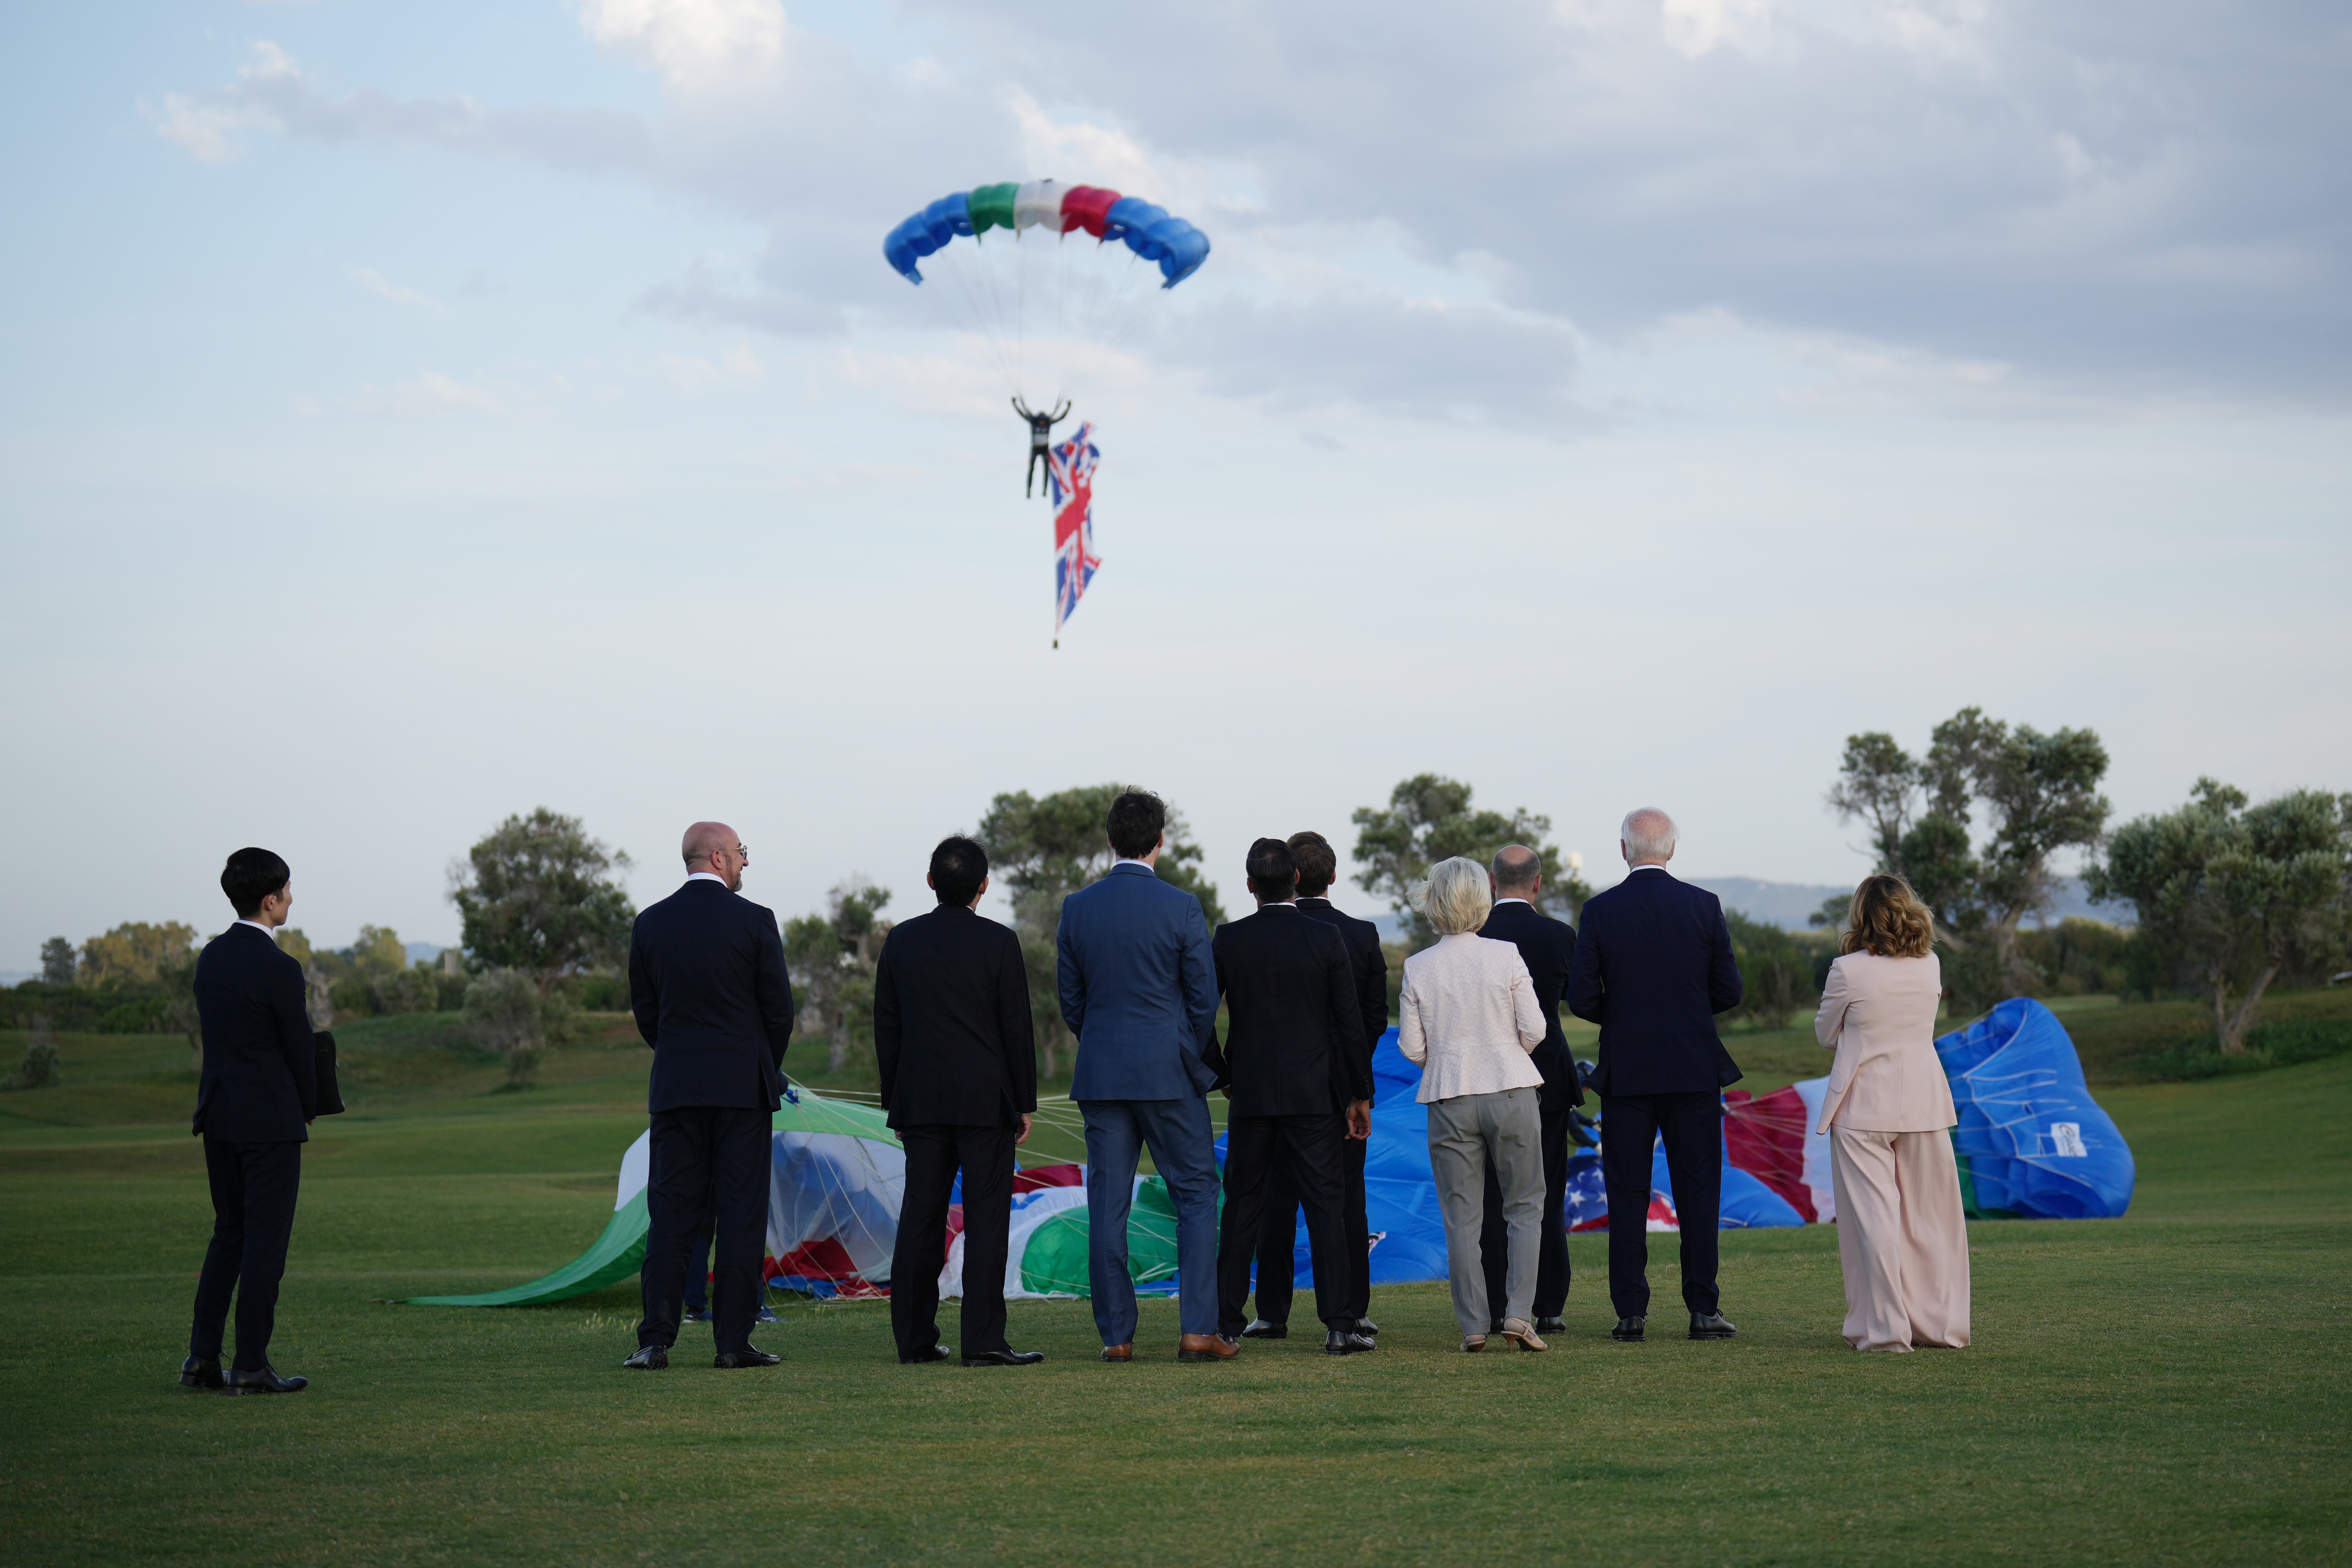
[1814,875,1971,1353]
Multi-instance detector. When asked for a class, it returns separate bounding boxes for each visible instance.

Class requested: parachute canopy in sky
[880,180,1211,406]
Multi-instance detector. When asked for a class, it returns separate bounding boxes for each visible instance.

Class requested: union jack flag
[1045,421,1102,641]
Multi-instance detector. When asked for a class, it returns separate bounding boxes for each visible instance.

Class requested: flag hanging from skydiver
[1047,422,1101,642]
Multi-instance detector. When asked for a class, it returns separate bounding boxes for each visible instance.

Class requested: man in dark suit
[624,820,796,1370]
[1211,839,1377,1356]
[1567,808,1744,1343]
[184,847,317,1394]
[1242,830,1387,1341]
[1056,789,1225,1363]
[1476,844,1582,1336]
[876,836,1043,1369]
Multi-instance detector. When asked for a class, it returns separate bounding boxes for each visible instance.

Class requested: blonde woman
[1815,875,1971,1352]
[1398,857,1549,1352]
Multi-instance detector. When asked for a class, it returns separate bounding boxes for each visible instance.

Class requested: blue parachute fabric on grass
[1935,998,2134,1219]
[1646,1136,1807,1228]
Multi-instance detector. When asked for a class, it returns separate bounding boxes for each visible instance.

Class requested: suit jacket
[1566,867,1744,1096]
[873,904,1038,1130]
[629,879,797,1113]
[1814,951,1956,1133]
[1478,899,1583,1112]
[1056,861,1221,1100]
[1295,897,1388,1108]
[1210,904,1374,1119]
[191,924,316,1143]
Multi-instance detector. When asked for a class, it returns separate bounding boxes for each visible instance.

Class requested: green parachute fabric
[401,1090,899,1307]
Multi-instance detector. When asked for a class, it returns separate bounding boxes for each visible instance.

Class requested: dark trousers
[638,1106,771,1356]
[892,1122,1018,1360]
[1249,1126,1370,1324]
[1481,1102,1572,1324]
[1600,1092,1723,1320]
[682,1219,714,1313]
[1218,1113,1354,1336]
[189,1137,302,1371]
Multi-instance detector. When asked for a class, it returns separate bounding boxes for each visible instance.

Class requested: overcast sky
[2,0,2347,965]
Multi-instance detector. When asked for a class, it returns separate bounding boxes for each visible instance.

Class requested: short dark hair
[1105,790,1167,861]
[221,847,290,918]
[1287,831,1337,897]
[930,835,988,908]
[1246,837,1298,900]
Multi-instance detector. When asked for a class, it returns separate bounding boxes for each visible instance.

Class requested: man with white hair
[1566,809,1745,1343]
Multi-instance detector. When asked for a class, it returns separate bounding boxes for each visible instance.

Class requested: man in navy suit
[184,847,317,1394]
[1567,808,1744,1343]
[1477,844,1582,1337]
[1055,789,1225,1362]
[624,821,796,1371]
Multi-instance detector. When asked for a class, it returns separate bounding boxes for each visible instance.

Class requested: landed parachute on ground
[404,1003,2128,1311]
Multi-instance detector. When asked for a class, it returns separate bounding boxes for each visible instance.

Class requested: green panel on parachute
[400,1091,899,1308]
[1018,1175,1221,1296]
[968,182,1019,235]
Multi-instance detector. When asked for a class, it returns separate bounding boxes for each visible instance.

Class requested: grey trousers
[1426,1086,1544,1334]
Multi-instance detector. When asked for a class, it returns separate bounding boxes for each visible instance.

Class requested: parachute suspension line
[936,247,1017,392]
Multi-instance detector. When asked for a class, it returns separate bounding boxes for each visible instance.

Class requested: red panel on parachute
[1724,1087,1817,1222]
[1059,186,1123,237]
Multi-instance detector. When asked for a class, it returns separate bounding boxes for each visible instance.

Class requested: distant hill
[1690,876,2135,933]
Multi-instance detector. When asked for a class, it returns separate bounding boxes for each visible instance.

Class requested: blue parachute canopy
[1936,998,2135,1219]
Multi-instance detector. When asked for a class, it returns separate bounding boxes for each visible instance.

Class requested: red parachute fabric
[1724,1087,1816,1222]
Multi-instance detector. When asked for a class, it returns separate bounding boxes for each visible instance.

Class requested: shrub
[462,968,576,1089]
[3,1017,62,1091]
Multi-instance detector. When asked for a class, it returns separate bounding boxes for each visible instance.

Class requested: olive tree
[1351,773,1592,949]
[1823,709,2110,1007]
[2087,781,2351,1054]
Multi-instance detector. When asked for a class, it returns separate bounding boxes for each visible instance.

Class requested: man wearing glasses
[623,822,797,1370]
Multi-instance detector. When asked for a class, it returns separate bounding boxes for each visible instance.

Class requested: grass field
[2,1013,2349,1565]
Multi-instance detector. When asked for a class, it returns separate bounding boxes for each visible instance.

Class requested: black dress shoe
[622,1345,669,1370]
[1612,1316,1646,1342]
[714,1345,782,1368]
[1239,1319,1288,1340]
[899,1345,954,1364]
[179,1356,223,1390]
[963,1349,1046,1367]
[1355,1317,1379,1337]
[1324,1327,1377,1356]
[1689,1312,1738,1340]
[1536,1317,1567,1335]
[224,1364,308,1394]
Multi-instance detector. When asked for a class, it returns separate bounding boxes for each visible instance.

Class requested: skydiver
[1013,395,1072,497]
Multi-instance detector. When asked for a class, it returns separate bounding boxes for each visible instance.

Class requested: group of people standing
[176,795,1972,1391]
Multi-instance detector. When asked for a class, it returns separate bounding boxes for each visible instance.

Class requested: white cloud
[1660,0,1774,57]
[571,0,786,88]
[661,344,765,392]
[349,266,438,311]
[146,42,301,161]
[345,372,503,419]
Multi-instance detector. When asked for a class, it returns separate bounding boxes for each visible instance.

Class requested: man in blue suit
[1055,789,1227,1363]
[1567,808,1744,1344]
[624,820,796,1371]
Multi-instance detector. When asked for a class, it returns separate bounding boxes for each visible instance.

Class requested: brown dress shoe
[1177,1333,1239,1363]
[1100,1344,1134,1362]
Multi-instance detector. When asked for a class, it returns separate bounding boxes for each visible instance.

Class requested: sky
[2,0,2347,965]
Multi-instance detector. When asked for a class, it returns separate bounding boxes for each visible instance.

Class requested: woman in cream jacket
[1814,875,1971,1352]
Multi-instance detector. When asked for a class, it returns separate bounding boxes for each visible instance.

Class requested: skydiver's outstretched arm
[1012,395,1036,421]
[1048,398,1072,426]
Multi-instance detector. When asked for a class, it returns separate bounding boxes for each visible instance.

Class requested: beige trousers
[1829,1126,1971,1353]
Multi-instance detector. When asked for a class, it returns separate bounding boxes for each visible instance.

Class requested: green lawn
[1,1022,2348,1564]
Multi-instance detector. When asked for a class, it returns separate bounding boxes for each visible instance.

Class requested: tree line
[10,723,2346,1091]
